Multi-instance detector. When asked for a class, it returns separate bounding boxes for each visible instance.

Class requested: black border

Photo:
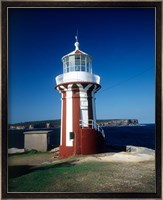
[1,1,162,199]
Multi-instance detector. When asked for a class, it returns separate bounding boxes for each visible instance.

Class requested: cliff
[97,119,139,126]
[9,119,139,129]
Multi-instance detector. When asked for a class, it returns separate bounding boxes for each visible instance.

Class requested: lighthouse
[55,37,105,158]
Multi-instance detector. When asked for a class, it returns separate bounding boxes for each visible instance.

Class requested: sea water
[103,124,155,150]
[8,124,155,150]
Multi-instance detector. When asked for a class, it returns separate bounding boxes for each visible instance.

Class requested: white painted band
[66,87,73,147]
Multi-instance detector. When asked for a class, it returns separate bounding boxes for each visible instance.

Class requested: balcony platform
[56,71,100,85]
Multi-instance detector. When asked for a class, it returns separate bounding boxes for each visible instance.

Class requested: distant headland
[9,119,139,130]
[98,119,139,126]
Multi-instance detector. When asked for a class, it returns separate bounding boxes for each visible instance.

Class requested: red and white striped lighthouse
[55,37,105,158]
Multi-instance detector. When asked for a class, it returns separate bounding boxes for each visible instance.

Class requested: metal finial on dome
[75,35,78,42]
[75,35,79,50]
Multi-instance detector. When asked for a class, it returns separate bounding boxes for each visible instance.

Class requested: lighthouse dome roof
[62,36,92,60]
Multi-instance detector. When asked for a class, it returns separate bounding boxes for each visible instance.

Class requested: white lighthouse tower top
[55,36,100,85]
[63,36,90,58]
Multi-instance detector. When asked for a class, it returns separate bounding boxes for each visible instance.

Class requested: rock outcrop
[98,119,138,126]
[8,148,25,154]
[74,146,155,163]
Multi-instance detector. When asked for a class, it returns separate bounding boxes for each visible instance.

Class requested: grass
[8,152,156,193]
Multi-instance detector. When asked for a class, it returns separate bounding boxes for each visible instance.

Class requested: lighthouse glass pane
[87,61,90,72]
[86,57,92,73]
[81,55,86,71]
[69,66,74,72]
[75,66,80,71]
[75,55,80,71]
[65,57,67,61]
[69,56,75,72]
[63,57,69,73]
[63,65,66,73]
[85,57,88,72]
[81,66,85,71]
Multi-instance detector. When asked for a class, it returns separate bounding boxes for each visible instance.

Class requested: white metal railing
[79,119,105,138]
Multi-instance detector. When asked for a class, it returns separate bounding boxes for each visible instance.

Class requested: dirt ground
[8,152,54,166]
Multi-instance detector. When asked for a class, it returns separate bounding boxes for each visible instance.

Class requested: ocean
[8,124,155,150]
[103,124,155,150]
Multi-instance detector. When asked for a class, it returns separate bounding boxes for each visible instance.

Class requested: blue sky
[8,8,155,124]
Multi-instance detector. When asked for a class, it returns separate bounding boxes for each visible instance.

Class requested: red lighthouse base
[59,128,105,158]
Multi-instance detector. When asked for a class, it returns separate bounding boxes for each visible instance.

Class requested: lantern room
[56,37,100,85]
[62,39,92,74]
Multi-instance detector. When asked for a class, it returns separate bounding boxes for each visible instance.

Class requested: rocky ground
[8,145,155,165]
[76,145,155,163]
